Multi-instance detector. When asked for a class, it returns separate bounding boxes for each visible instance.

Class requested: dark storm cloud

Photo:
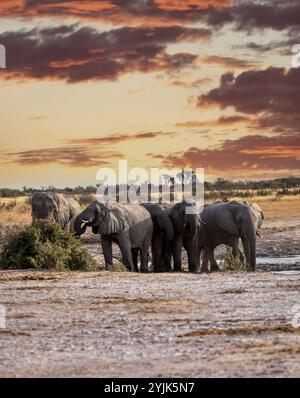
[2,1,300,33]
[199,67,300,117]
[0,1,231,24]
[0,24,210,82]
[206,0,300,32]
[149,134,300,172]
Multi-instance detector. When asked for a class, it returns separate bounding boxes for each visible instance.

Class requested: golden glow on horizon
[0,2,298,187]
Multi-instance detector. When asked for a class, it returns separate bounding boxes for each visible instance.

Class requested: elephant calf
[74,201,153,272]
[31,192,81,231]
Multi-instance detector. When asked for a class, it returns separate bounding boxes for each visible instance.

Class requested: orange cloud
[176,115,252,128]
[6,147,122,168]
[148,134,300,174]
[240,146,300,159]
[156,0,234,11]
[199,55,259,70]
[0,0,236,26]
[170,77,213,89]
[67,131,174,145]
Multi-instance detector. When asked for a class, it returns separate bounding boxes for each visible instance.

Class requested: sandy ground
[0,271,299,378]
[0,197,300,378]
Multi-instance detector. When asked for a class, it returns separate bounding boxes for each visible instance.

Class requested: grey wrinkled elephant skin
[142,203,174,273]
[31,192,81,231]
[198,201,262,272]
[74,202,153,272]
[167,202,201,273]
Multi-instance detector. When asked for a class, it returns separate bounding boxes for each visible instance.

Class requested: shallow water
[272,270,300,275]
[256,256,300,275]
[257,256,300,265]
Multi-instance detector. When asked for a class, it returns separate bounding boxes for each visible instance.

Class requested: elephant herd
[31,192,264,273]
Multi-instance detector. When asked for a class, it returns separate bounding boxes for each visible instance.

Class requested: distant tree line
[0,177,299,198]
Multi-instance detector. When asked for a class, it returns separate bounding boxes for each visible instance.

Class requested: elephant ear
[215,204,239,236]
[97,204,129,235]
[157,212,174,241]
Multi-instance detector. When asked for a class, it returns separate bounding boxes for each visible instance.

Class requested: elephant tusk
[200,220,206,225]
[256,231,262,238]
[81,220,90,230]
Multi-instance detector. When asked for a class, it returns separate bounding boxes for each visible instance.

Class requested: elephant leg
[185,242,200,273]
[172,236,183,272]
[101,236,113,269]
[242,236,256,271]
[163,251,172,272]
[131,248,139,272]
[241,237,250,265]
[117,232,134,271]
[140,231,152,273]
[161,240,172,272]
[187,249,199,273]
[232,238,244,262]
[208,249,219,272]
[152,234,163,272]
[201,250,209,273]
[232,240,239,258]
[140,247,149,273]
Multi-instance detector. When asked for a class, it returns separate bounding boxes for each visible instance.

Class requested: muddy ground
[0,205,300,378]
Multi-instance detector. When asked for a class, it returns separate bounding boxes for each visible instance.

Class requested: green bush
[0,223,97,271]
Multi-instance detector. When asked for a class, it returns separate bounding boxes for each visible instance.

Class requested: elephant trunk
[74,209,93,235]
[242,219,256,271]
[248,238,256,271]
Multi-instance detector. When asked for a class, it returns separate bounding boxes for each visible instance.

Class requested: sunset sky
[0,0,299,188]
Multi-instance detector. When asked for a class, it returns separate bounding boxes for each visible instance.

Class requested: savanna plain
[0,195,300,378]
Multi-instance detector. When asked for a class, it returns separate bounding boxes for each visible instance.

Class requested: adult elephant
[31,192,80,231]
[238,201,264,264]
[142,203,174,272]
[168,201,201,273]
[199,201,259,272]
[74,202,153,272]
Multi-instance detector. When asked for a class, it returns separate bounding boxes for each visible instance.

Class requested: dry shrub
[106,261,129,272]
[219,247,247,272]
